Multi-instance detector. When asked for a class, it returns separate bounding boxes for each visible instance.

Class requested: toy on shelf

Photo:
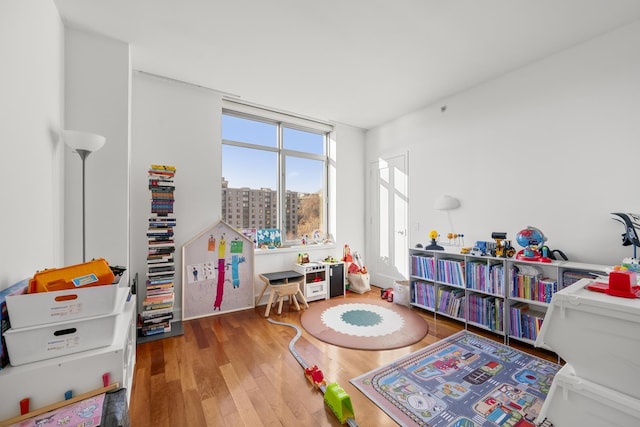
[611,212,640,261]
[470,240,495,257]
[445,232,465,246]
[515,226,551,263]
[490,232,516,258]
[424,230,444,251]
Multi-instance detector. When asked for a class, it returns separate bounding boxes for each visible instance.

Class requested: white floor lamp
[62,130,106,263]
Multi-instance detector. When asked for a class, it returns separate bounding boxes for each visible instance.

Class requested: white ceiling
[54,0,640,130]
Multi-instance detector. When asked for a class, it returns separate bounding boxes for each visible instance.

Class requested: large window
[221,102,331,245]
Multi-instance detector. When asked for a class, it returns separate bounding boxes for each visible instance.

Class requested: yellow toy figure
[425,229,444,251]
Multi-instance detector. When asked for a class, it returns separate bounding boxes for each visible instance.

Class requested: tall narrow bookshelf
[141,164,176,337]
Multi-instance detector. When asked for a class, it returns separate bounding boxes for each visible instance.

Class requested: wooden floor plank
[219,363,264,427]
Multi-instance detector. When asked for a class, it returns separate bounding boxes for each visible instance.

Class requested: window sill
[254,243,336,255]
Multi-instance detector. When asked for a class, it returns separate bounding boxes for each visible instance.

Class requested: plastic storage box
[3,288,129,365]
[28,258,115,293]
[4,311,119,365]
[535,278,640,399]
[6,283,119,328]
[536,364,640,427]
[393,280,410,306]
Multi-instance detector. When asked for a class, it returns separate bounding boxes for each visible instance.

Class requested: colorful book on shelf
[147,277,174,285]
[143,292,174,303]
[437,258,465,286]
[148,242,175,249]
[147,254,174,261]
[142,301,174,311]
[141,313,174,324]
[147,289,174,299]
[148,247,176,255]
[147,261,175,268]
[141,322,172,336]
[141,306,173,317]
[146,282,174,290]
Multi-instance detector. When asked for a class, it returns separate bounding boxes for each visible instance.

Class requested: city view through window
[221,112,327,243]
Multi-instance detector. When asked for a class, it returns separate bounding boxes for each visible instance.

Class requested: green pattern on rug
[341,309,382,326]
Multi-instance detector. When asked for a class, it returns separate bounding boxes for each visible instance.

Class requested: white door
[368,154,408,288]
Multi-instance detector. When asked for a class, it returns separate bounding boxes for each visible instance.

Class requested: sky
[221,114,324,193]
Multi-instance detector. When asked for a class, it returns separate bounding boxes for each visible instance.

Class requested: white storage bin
[6,283,120,328]
[4,311,119,366]
[393,280,410,306]
[4,288,129,365]
[535,278,640,399]
[536,364,640,427]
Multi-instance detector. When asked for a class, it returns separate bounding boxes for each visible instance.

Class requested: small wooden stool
[273,281,307,314]
[259,274,308,316]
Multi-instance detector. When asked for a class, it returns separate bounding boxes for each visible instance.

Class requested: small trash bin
[393,280,410,306]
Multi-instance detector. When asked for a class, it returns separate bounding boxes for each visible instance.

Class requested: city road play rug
[350,331,560,426]
[300,298,429,350]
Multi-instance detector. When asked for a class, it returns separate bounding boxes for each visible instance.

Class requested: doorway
[368,154,408,287]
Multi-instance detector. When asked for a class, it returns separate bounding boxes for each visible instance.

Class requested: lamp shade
[62,130,106,153]
[435,194,460,210]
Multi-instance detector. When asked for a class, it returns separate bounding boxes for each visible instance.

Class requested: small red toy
[305,365,326,388]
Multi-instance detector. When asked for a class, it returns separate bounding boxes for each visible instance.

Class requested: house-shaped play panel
[182,220,254,319]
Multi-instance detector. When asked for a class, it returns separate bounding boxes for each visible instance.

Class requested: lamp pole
[62,130,106,264]
[76,149,91,263]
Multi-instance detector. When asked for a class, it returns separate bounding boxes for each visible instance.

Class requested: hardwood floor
[129,286,557,426]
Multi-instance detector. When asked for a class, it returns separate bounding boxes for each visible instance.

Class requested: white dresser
[0,291,136,421]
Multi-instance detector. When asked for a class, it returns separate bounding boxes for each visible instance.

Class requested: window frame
[221,102,332,246]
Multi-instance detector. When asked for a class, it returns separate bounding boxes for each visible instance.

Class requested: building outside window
[221,101,332,244]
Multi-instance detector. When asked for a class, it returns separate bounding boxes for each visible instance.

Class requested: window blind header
[223,99,334,133]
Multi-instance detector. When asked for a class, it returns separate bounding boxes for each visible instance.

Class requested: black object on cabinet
[329,263,345,297]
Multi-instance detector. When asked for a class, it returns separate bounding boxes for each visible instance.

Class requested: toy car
[470,247,484,256]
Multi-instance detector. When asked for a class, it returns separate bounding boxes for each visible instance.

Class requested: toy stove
[293,262,328,302]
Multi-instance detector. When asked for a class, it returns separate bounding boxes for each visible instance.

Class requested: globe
[516,227,545,248]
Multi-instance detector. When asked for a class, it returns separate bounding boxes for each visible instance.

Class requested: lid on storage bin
[552,278,640,316]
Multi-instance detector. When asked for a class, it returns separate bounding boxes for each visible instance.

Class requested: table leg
[296,289,309,309]
[264,288,276,317]
[291,294,301,311]
[256,281,269,306]
[277,296,285,314]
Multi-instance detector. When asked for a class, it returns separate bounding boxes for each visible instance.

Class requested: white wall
[64,29,130,267]
[367,20,640,266]
[0,0,64,289]
[333,123,367,257]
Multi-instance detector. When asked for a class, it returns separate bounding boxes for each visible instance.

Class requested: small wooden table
[257,270,308,316]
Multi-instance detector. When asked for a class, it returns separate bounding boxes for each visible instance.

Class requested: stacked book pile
[141,164,176,337]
